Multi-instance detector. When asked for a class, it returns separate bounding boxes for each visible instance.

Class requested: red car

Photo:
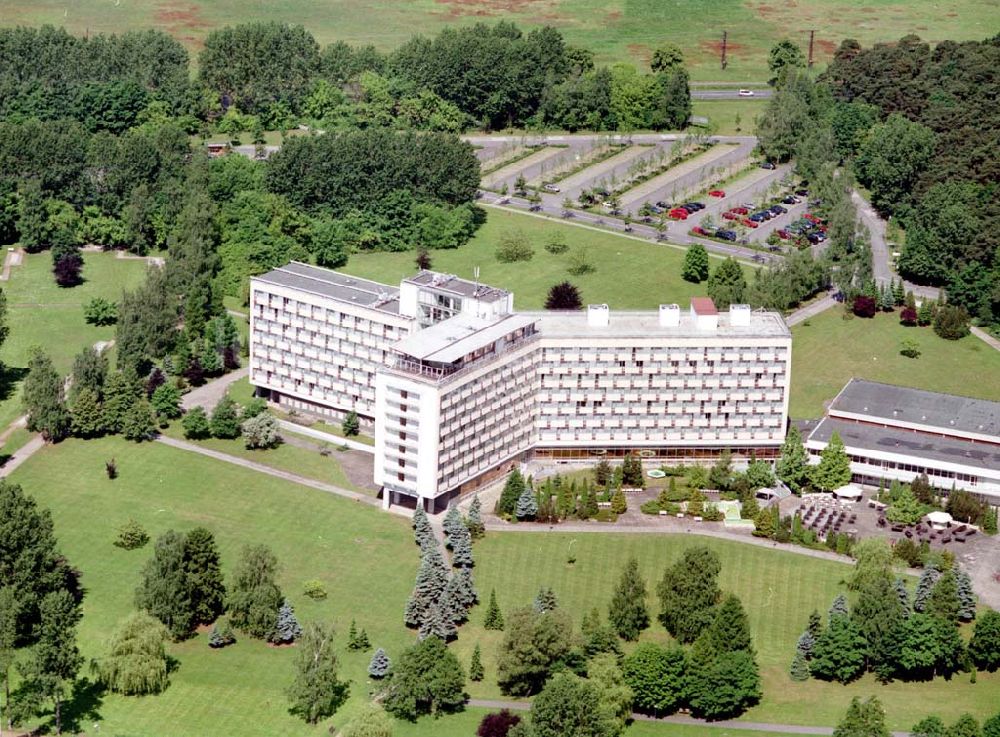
[742,218,759,229]
[708,190,725,198]
[804,213,822,223]
[777,229,791,239]
[730,206,749,215]
[722,211,739,221]
[668,208,689,220]
[691,226,708,236]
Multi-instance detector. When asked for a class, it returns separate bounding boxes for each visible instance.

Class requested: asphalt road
[691,89,774,100]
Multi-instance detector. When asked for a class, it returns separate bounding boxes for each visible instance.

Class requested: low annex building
[805,379,1000,502]
[250,262,792,510]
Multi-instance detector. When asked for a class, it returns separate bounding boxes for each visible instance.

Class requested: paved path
[0,434,45,478]
[785,293,838,327]
[276,419,375,454]
[468,700,906,737]
[971,326,1000,354]
[180,367,249,410]
[0,247,24,281]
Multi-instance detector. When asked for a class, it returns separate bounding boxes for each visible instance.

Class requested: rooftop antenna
[474,266,481,297]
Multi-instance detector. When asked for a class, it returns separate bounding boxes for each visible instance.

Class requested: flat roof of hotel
[392,313,537,364]
[808,417,1000,476]
[527,309,790,339]
[830,379,1000,437]
[253,262,401,315]
[403,271,510,303]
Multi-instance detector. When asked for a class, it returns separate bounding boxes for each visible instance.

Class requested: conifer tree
[611,489,628,514]
[450,528,474,568]
[832,697,890,737]
[412,505,435,551]
[122,399,157,441]
[419,603,456,641]
[829,593,849,619]
[135,530,195,640]
[465,494,485,539]
[182,405,211,439]
[955,569,976,621]
[356,628,370,651]
[533,587,558,614]
[210,394,241,438]
[20,589,82,735]
[443,506,463,547]
[894,578,911,614]
[557,480,577,519]
[796,629,815,658]
[347,619,360,649]
[70,387,104,438]
[470,643,484,681]
[483,588,504,630]
[404,548,449,630]
[581,484,600,519]
[103,370,142,434]
[368,647,391,679]
[515,485,538,520]
[439,576,468,626]
[183,527,226,625]
[453,566,478,610]
[342,410,360,437]
[914,567,941,613]
[608,557,649,641]
[498,469,526,516]
[271,600,302,644]
[70,346,108,400]
[208,621,236,648]
[790,650,810,681]
[776,425,810,492]
[927,570,961,624]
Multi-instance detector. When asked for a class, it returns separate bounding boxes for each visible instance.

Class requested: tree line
[0,22,691,135]
[757,33,1000,327]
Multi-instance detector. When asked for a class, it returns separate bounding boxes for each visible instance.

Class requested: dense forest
[757,33,1000,326]
[0,22,691,134]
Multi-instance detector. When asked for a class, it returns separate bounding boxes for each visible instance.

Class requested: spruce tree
[271,600,302,644]
[356,628,370,651]
[796,629,815,658]
[412,505,435,552]
[404,548,449,630]
[443,506,464,548]
[70,387,104,438]
[832,697,890,737]
[533,587,558,614]
[453,566,478,610]
[466,494,485,539]
[790,650,810,681]
[183,527,226,625]
[914,567,941,613]
[594,459,612,487]
[103,369,142,434]
[809,613,867,683]
[927,570,961,624]
[450,528,474,568]
[894,578,911,614]
[470,643,484,681]
[610,488,628,514]
[515,485,538,520]
[581,484,600,519]
[347,619,360,649]
[419,603,456,641]
[483,588,504,630]
[135,530,195,640]
[342,410,360,437]
[829,593,849,620]
[368,647,391,679]
[498,469,526,516]
[608,557,649,641]
[808,609,822,637]
[439,576,468,626]
[955,569,976,622]
[208,621,236,648]
[182,405,211,439]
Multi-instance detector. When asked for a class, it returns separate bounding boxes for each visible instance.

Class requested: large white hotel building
[250,262,793,511]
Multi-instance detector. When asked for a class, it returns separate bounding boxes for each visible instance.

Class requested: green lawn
[0,251,149,434]
[158,422,367,493]
[9,436,417,737]
[9,437,999,734]
[1,0,993,79]
[692,99,769,136]
[790,308,1000,419]
[341,208,751,310]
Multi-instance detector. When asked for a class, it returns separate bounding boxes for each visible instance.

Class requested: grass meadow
[789,308,1000,419]
[0,0,994,79]
[9,436,1000,735]
[340,207,751,311]
[0,252,149,433]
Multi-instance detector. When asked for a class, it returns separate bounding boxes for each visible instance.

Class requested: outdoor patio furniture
[967,529,977,536]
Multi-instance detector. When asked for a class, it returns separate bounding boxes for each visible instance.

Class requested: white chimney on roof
[587,304,610,327]
[730,303,751,327]
[690,297,719,331]
[659,303,680,327]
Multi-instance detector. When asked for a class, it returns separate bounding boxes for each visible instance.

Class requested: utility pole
[721,30,728,70]
[808,30,816,67]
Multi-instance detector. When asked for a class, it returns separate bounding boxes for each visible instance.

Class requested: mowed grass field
[0,252,149,433]
[790,308,1000,419]
[341,208,753,310]
[10,436,1000,734]
[0,0,995,79]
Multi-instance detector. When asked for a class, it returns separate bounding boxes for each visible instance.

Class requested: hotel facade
[250,263,793,510]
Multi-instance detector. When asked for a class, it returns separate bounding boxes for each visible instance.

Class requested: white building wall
[249,280,413,419]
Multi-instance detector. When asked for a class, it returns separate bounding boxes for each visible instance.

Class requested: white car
[738,89,755,97]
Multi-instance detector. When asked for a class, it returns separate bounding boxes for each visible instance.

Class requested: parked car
[655,200,671,209]
[715,230,737,241]
[804,213,822,223]
[708,190,725,198]
[768,244,783,252]
[742,218,759,229]
[777,229,791,239]
[681,203,700,213]
[722,211,740,221]
[738,89,755,97]
[543,183,560,193]
[741,202,756,209]
[795,189,808,197]
[749,212,767,222]
[649,205,663,214]
[731,206,749,215]
[692,226,709,236]
[668,208,689,220]
[770,205,787,214]
[782,195,799,204]
[807,232,823,244]
[761,161,776,170]
[685,202,706,211]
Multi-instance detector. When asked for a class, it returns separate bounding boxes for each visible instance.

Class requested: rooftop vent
[659,303,680,327]
[587,304,610,327]
[729,303,751,327]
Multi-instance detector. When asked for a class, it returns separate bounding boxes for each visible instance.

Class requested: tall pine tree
[608,557,650,641]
